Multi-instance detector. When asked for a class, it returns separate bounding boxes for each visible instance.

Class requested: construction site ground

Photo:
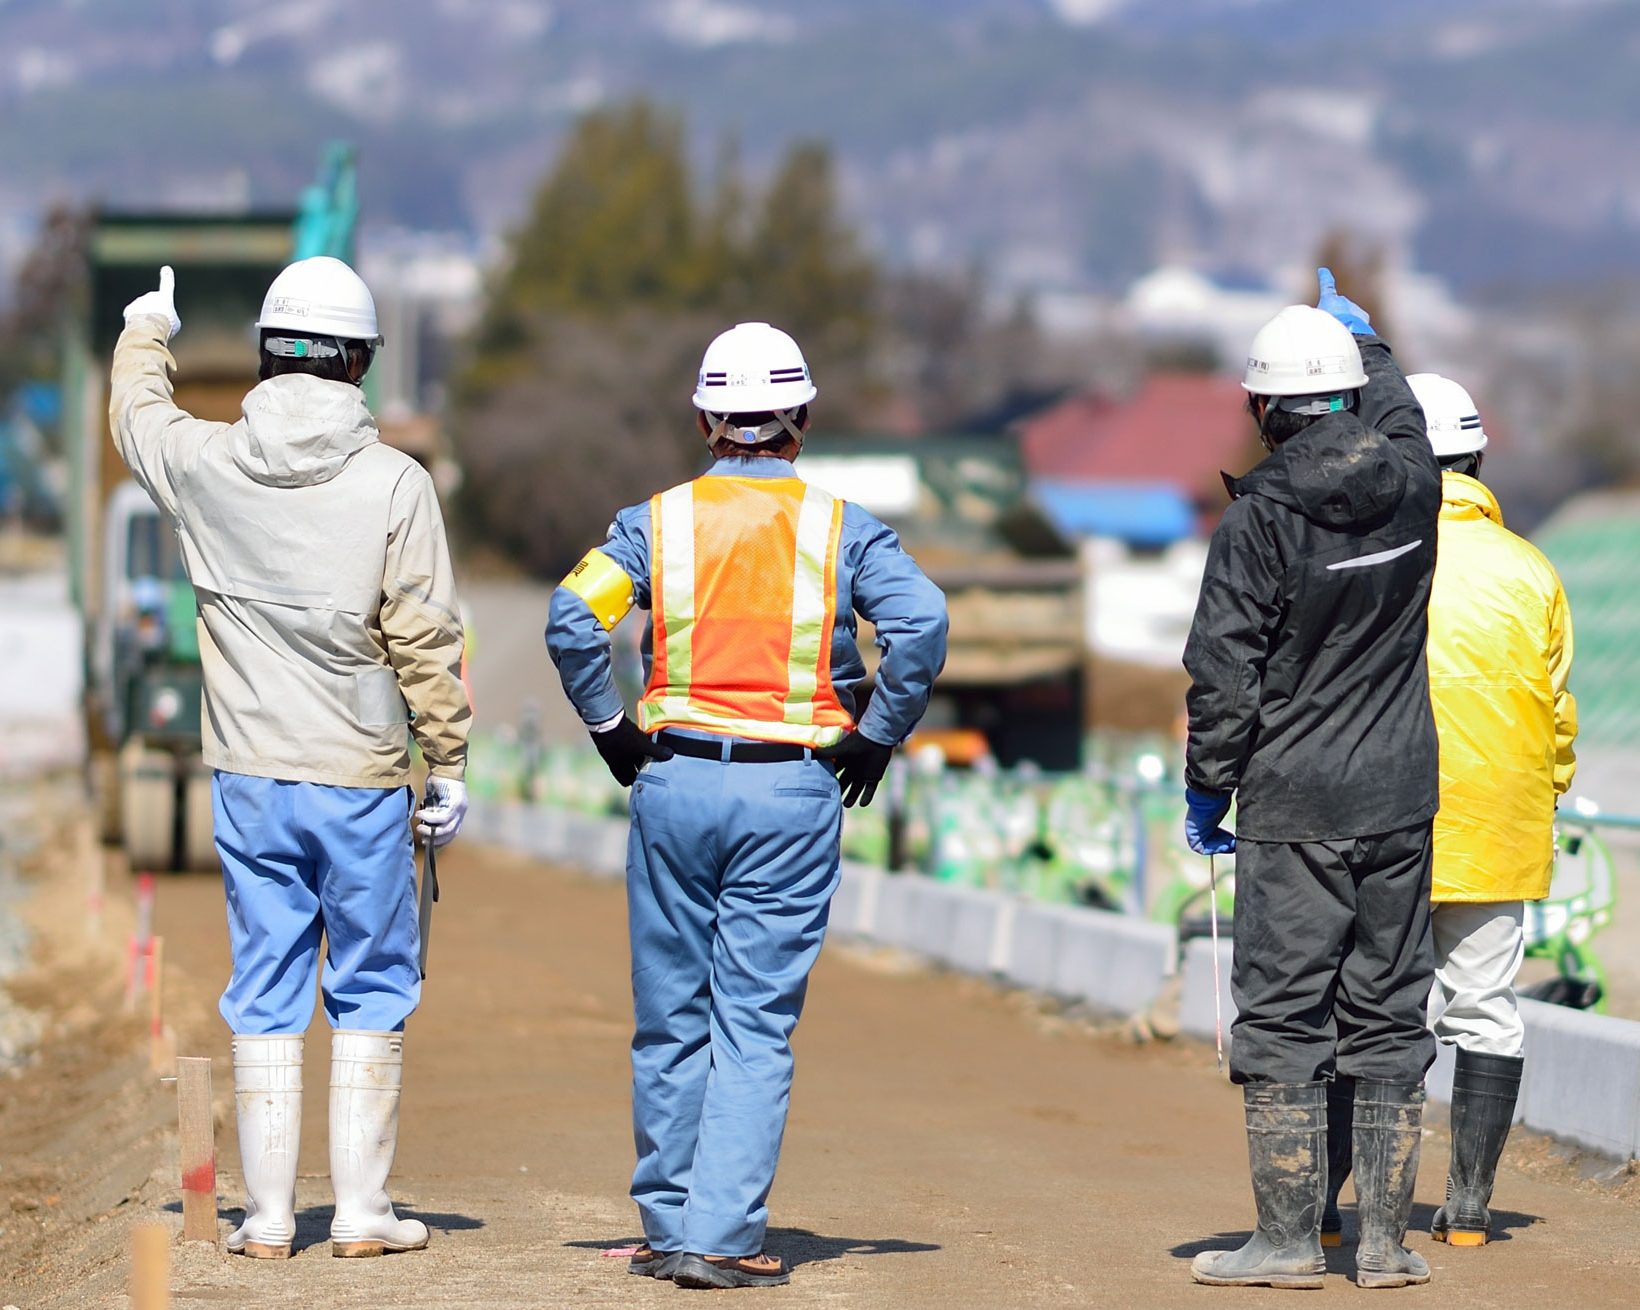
[2,789,1638,1310]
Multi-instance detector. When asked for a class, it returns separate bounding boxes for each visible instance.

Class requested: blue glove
[1184,787,1236,855]
[1316,266,1372,336]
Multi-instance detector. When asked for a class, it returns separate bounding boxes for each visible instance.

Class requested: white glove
[123,264,181,339]
[416,777,468,848]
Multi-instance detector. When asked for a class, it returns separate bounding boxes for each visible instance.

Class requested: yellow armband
[562,548,636,631]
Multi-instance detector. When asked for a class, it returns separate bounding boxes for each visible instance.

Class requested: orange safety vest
[638,473,853,747]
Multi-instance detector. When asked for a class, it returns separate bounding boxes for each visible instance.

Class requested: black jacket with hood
[1183,335,1441,842]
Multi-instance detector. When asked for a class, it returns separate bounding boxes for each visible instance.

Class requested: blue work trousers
[626,748,842,1257]
[213,771,421,1035]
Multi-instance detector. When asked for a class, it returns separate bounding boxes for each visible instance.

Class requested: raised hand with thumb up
[123,265,181,340]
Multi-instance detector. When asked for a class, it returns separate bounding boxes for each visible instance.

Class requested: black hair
[1244,393,1317,447]
[258,330,374,386]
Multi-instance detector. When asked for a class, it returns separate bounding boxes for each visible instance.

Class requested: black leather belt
[656,731,811,763]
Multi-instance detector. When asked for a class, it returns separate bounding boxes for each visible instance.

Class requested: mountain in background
[3,0,1639,301]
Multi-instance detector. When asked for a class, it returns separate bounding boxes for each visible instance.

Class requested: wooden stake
[176,1057,217,1244]
[130,1223,170,1310]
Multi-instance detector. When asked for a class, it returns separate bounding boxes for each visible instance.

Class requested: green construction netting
[1534,494,1640,749]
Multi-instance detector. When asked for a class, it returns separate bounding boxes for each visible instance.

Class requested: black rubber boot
[1353,1081,1430,1288]
[1431,1050,1523,1247]
[1191,1082,1327,1289]
[1321,1077,1354,1247]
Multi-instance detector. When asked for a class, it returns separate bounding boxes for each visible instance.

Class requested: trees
[452,101,880,576]
[1312,230,1396,350]
[0,205,89,419]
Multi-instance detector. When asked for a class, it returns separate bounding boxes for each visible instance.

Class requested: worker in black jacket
[1185,270,1441,1292]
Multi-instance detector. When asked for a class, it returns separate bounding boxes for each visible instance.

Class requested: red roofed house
[1013,371,1263,732]
[1017,372,1259,532]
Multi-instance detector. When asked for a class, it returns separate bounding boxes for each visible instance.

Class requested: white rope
[1209,852,1225,1075]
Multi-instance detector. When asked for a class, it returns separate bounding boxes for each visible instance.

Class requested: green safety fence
[467,728,1639,1009]
[466,729,1226,923]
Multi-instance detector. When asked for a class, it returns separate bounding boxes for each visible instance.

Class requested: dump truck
[64,146,359,870]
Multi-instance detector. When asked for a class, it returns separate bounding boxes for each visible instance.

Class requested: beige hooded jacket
[109,315,470,788]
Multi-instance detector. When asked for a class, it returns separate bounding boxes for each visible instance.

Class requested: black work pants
[1228,822,1436,1086]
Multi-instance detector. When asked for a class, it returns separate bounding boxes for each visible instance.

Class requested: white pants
[1431,901,1526,1057]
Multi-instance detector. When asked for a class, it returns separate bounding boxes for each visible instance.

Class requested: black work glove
[591,717,673,787]
[815,730,894,808]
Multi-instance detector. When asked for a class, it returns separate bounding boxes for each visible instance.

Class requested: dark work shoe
[673,1252,792,1288]
[628,1246,681,1279]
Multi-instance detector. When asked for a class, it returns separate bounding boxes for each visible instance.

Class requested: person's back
[1186,308,1441,843]
[1426,472,1572,896]
[640,466,856,743]
[111,333,463,787]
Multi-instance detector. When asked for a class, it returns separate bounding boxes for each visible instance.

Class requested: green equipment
[1520,811,1618,1011]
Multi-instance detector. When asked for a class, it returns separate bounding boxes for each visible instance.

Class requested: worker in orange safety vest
[547,322,947,1289]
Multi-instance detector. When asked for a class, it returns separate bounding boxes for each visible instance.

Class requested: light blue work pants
[213,771,421,1035]
[626,748,842,1257]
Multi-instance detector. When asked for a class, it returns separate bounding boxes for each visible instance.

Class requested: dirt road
[6,834,1640,1309]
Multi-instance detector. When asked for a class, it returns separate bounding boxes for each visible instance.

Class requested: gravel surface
[4,837,1630,1308]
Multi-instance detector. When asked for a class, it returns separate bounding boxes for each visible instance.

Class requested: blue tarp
[16,382,60,427]
[1030,479,1195,548]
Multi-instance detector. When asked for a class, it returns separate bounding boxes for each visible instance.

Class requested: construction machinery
[64,146,359,871]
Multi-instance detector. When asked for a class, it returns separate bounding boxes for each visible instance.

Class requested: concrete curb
[1516,998,1640,1157]
[471,800,1640,1159]
[1006,902,1176,1015]
[467,800,1176,1019]
[1177,936,1231,1055]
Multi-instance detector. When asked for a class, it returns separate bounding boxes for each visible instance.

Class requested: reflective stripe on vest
[639,474,851,747]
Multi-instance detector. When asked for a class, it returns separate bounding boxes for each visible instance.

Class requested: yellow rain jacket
[1427,473,1576,902]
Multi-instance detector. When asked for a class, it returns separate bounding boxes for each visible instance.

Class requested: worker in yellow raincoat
[1321,371,1576,1253]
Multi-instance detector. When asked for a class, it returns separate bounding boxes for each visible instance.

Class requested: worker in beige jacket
[112,258,470,1261]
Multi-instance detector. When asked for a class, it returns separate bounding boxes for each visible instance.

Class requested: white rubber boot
[225,1034,303,1259]
[328,1030,429,1257]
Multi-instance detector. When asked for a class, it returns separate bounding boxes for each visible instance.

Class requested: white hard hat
[1242,305,1368,397]
[256,255,382,343]
[1407,372,1488,458]
[692,322,816,416]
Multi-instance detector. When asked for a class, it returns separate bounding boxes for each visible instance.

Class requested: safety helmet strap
[705,408,806,450]
[261,331,376,386]
[1272,391,1356,417]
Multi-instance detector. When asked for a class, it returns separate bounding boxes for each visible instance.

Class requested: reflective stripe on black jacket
[1183,336,1441,842]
